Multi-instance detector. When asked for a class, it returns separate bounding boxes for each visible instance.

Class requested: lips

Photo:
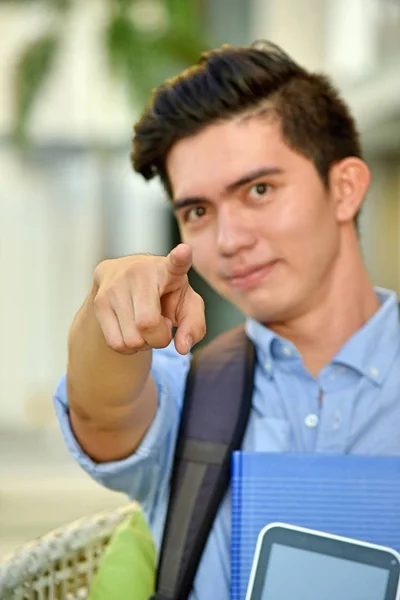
[224,261,278,291]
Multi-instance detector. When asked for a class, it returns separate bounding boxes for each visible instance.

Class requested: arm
[63,244,206,465]
[67,289,158,463]
[54,341,191,511]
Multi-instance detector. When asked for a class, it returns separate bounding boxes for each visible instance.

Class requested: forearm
[66,291,157,461]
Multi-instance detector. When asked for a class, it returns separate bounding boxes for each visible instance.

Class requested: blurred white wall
[0,2,170,430]
[251,0,326,71]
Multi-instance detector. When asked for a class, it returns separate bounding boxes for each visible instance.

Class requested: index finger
[166,244,192,277]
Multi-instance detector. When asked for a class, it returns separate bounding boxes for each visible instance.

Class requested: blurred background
[0,0,399,558]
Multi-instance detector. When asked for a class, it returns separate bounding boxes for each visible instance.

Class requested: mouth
[224,261,279,291]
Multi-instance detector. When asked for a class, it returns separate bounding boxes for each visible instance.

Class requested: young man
[54,42,400,599]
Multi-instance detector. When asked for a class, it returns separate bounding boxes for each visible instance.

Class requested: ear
[329,158,370,223]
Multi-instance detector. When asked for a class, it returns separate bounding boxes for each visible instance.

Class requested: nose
[216,203,256,257]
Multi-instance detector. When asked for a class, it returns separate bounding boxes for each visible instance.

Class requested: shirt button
[305,414,319,428]
[369,367,380,378]
[264,360,272,372]
[282,346,292,357]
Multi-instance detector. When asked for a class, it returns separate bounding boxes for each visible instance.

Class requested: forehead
[166,117,295,198]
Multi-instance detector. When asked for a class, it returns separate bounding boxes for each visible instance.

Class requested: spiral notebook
[231,452,400,600]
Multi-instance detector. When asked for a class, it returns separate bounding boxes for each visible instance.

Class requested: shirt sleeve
[53,342,191,514]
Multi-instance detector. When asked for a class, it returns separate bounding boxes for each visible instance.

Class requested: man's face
[166,117,343,323]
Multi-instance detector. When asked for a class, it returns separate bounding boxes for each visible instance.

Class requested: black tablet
[245,523,400,600]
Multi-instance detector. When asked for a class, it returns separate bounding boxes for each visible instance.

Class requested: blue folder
[231,452,400,600]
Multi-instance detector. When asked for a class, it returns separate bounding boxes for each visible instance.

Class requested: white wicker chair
[0,502,139,600]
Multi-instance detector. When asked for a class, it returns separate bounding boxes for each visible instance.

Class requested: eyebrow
[173,166,284,212]
[225,166,284,193]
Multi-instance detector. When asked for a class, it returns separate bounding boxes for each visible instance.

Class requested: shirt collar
[333,287,399,385]
[245,318,283,380]
[245,287,400,385]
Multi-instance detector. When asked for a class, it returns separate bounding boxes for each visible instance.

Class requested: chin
[230,288,295,324]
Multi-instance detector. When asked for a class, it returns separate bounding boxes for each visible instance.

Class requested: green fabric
[88,508,156,600]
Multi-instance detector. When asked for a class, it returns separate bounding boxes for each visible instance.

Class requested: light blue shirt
[54,287,400,600]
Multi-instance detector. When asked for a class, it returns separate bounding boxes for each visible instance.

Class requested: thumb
[174,287,206,355]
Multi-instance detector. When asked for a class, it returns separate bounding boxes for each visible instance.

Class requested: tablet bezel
[245,523,400,600]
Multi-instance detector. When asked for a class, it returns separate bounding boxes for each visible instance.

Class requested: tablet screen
[261,543,390,600]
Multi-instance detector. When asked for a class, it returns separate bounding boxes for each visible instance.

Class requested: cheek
[261,191,338,271]
[284,202,339,273]
[267,188,334,241]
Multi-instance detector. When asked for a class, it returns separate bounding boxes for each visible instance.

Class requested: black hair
[132,41,362,205]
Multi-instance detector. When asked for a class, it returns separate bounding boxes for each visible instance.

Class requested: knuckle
[107,286,123,306]
[135,313,162,332]
[96,258,111,271]
[151,336,172,350]
[93,259,112,281]
[124,266,139,283]
[196,321,207,339]
[125,258,151,280]
[107,338,127,353]
[97,284,126,309]
[94,286,124,311]
[93,292,108,311]
[124,269,155,295]
[123,335,145,351]
[195,292,205,310]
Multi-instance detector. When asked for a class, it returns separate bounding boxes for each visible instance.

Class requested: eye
[183,205,207,223]
[248,182,271,200]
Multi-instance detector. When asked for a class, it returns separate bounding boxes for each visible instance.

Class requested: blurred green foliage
[1,0,208,140]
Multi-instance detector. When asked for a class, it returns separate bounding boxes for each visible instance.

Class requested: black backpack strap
[151,325,256,600]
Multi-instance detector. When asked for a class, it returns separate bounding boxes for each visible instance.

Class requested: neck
[269,232,381,377]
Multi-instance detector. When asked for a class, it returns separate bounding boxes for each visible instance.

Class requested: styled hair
[131,41,362,199]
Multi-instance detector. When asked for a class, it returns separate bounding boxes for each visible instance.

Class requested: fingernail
[186,336,193,352]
